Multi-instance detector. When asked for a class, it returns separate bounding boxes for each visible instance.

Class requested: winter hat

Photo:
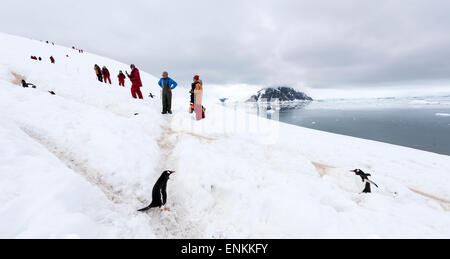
[194,75,200,80]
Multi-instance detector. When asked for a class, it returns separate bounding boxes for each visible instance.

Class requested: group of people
[94,64,112,84]
[31,39,84,65]
[30,55,55,64]
[94,64,144,99]
[34,37,84,62]
[72,46,84,53]
[93,64,205,120]
[157,71,204,120]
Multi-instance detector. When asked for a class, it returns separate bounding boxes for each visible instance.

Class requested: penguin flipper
[367,179,379,188]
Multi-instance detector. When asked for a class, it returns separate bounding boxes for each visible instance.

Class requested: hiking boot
[162,111,167,115]
[168,111,172,114]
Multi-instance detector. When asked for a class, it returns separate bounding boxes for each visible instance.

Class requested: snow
[0,32,449,238]
[436,113,450,117]
[0,120,155,238]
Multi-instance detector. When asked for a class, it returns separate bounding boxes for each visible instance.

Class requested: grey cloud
[1,0,450,88]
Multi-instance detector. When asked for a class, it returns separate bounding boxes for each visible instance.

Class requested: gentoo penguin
[351,169,379,193]
[21,80,36,88]
[138,170,175,212]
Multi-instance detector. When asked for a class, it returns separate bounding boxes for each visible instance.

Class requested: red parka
[128,68,143,87]
[102,68,110,77]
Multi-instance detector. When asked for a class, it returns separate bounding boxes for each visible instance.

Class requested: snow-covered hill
[0,32,449,238]
[247,87,313,102]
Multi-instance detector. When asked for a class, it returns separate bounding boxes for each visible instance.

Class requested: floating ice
[410,100,430,105]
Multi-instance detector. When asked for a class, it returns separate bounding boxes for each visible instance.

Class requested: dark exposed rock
[247,87,313,102]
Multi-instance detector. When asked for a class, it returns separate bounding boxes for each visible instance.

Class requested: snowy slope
[0,33,163,238]
[0,32,449,238]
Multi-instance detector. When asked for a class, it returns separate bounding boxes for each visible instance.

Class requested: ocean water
[249,97,450,156]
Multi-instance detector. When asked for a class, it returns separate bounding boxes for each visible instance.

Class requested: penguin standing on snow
[138,170,175,212]
[351,169,379,193]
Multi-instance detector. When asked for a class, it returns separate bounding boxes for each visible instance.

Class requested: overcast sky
[1,0,450,89]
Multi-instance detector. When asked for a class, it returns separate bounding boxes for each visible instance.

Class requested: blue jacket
[158,77,178,90]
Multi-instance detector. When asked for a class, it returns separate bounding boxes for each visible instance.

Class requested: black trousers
[97,74,103,82]
[162,86,172,113]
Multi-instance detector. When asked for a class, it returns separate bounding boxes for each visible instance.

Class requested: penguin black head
[162,170,175,180]
[351,169,373,183]
[350,169,365,175]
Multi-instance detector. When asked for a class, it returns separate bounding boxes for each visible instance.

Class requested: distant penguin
[21,80,29,88]
[21,80,37,89]
[149,93,155,98]
[138,170,175,212]
[351,169,379,193]
[48,91,56,95]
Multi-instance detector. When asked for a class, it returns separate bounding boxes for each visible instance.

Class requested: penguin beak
[350,170,356,173]
[169,171,175,174]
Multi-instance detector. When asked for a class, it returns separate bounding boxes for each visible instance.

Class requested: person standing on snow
[126,64,144,99]
[158,71,177,114]
[102,66,112,84]
[118,71,126,87]
[50,56,55,64]
[190,75,202,113]
[94,64,103,82]
[193,76,204,120]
